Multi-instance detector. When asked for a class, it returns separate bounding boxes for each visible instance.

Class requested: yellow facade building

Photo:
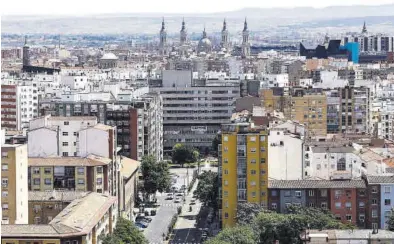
[1,144,29,224]
[219,123,268,227]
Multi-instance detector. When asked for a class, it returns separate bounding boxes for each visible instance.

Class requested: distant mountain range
[2,4,394,35]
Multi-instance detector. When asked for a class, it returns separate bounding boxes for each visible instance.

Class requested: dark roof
[269,179,366,189]
[367,175,394,184]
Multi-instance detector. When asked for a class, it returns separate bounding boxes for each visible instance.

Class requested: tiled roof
[268,179,366,189]
[367,175,394,184]
[29,190,89,202]
[386,168,394,174]
[311,147,354,154]
[28,155,111,167]
[120,156,140,179]
[1,225,60,237]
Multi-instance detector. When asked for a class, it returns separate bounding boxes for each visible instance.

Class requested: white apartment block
[28,115,98,157]
[260,74,289,88]
[17,85,39,130]
[268,128,303,180]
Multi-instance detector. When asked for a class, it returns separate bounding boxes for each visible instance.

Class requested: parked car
[136,216,152,223]
[135,222,148,228]
[174,197,181,203]
[176,193,183,197]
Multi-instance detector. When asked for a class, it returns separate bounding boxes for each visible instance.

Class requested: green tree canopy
[194,171,219,210]
[100,217,148,244]
[387,212,394,231]
[205,225,257,244]
[141,155,171,198]
[172,143,198,167]
[236,203,269,225]
[211,134,221,155]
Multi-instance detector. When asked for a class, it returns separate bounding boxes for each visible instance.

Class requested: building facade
[1,144,29,225]
[219,123,268,227]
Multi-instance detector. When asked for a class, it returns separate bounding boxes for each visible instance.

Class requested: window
[261,191,266,196]
[2,178,8,187]
[260,158,266,164]
[285,203,291,208]
[34,217,41,224]
[74,152,77,156]
[251,159,256,164]
[224,159,228,164]
[224,169,229,175]
[345,202,352,208]
[2,203,9,210]
[250,170,256,175]
[74,142,77,146]
[64,121,69,125]
[335,202,342,209]
[250,136,256,142]
[224,147,228,152]
[309,203,315,207]
[284,191,291,197]
[62,132,69,136]
[372,187,378,193]
[385,186,391,193]
[271,203,277,209]
[62,152,69,156]
[97,167,103,173]
[1,164,8,171]
[260,147,265,152]
[44,179,51,185]
[359,214,365,221]
[251,192,256,198]
[224,191,228,197]
[33,179,40,185]
[224,180,228,186]
[308,190,314,196]
[385,211,392,218]
[250,148,256,153]
[385,199,391,206]
[372,223,378,229]
[359,201,365,208]
[224,201,229,208]
[73,132,78,136]
[2,191,8,197]
[33,167,40,174]
[62,142,69,146]
[250,181,256,186]
[295,191,302,197]
[372,210,378,218]
[337,158,346,171]
[271,190,277,197]
[346,215,352,221]
[372,199,377,205]
[77,167,84,175]
[260,135,266,142]
[335,215,341,221]
[359,190,365,196]
[320,189,327,197]
[44,168,51,174]
[224,212,229,219]
[223,136,228,142]
[261,170,266,175]
[78,179,85,185]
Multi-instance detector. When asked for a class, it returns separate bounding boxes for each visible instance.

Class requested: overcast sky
[2,0,394,15]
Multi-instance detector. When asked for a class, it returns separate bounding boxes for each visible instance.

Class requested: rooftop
[367,175,394,184]
[120,156,140,179]
[311,146,354,154]
[29,190,89,202]
[28,155,111,167]
[268,179,366,189]
[2,192,117,238]
[48,116,97,121]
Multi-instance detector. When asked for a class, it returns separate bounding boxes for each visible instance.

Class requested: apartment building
[1,144,29,224]
[219,123,268,228]
[286,88,327,137]
[1,82,39,130]
[28,191,89,224]
[28,115,98,157]
[1,85,18,130]
[39,93,163,161]
[119,156,140,221]
[378,104,394,140]
[268,179,367,228]
[2,192,118,244]
[150,70,240,153]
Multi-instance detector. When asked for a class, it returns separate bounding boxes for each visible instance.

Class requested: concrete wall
[380,184,394,229]
[78,127,109,158]
[28,128,58,157]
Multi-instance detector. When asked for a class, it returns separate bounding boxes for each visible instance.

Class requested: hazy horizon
[2,0,394,16]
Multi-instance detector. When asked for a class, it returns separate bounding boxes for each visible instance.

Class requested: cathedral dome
[100,53,118,60]
[197,28,212,54]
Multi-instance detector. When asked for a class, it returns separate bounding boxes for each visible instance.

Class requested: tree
[100,217,148,244]
[236,203,268,225]
[211,134,221,155]
[141,155,171,200]
[205,225,257,244]
[172,143,198,167]
[194,171,219,211]
[387,212,394,231]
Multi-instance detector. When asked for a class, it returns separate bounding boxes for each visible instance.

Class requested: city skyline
[2,0,394,16]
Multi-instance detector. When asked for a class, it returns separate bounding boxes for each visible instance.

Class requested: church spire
[222,18,227,31]
[243,17,248,31]
[362,21,367,34]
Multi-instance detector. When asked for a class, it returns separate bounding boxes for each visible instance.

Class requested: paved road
[144,168,195,244]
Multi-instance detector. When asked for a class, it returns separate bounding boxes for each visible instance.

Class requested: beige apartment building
[1,144,29,224]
